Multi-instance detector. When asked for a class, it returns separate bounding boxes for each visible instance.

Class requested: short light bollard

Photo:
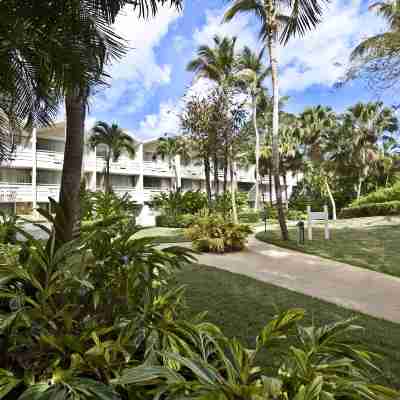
[297,220,305,245]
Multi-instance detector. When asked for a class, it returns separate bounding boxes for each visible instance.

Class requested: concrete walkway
[195,235,400,324]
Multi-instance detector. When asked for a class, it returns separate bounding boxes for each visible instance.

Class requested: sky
[84,0,390,139]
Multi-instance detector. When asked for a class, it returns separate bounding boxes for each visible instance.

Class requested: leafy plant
[185,211,252,253]
[0,211,20,244]
[340,201,400,218]
[351,182,400,207]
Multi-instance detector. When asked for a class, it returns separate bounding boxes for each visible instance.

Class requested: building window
[37,170,61,185]
[110,174,137,187]
[144,176,162,189]
[144,152,157,162]
[37,138,65,153]
[0,168,32,184]
[15,202,32,215]
[238,182,253,192]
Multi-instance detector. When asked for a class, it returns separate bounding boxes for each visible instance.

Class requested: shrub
[156,213,195,228]
[152,189,207,215]
[286,209,307,221]
[185,211,252,253]
[212,191,248,215]
[239,210,261,223]
[351,182,400,207]
[340,200,400,218]
[0,211,19,244]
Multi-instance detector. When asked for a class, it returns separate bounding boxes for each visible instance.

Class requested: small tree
[89,121,136,193]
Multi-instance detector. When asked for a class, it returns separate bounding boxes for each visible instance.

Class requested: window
[144,176,162,188]
[182,179,194,190]
[110,174,137,187]
[37,138,65,153]
[144,152,157,162]
[0,168,31,184]
[37,170,61,185]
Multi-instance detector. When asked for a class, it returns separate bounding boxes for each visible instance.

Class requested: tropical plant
[0,211,20,244]
[342,102,398,200]
[156,135,189,190]
[89,121,136,193]
[115,309,399,400]
[185,211,252,252]
[224,0,327,240]
[237,46,270,209]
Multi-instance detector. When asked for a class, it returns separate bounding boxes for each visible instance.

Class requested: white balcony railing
[143,187,170,202]
[143,161,172,177]
[5,150,33,168]
[37,184,60,202]
[37,150,64,170]
[181,165,204,179]
[96,157,141,175]
[0,184,32,202]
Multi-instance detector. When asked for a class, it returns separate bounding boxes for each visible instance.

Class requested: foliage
[115,309,398,400]
[340,200,400,218]
[351,182,400,207]
[212,191,249,215]
[238,210,261,223]
[152,189,208,217]
[185,211,252,252]
[0,212,19,244]
[155,214,195,228]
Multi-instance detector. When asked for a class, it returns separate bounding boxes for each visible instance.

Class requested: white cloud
[136,100,181,139]
[93,5,180,114]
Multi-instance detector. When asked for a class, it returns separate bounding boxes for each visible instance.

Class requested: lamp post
[261,191,267,233]
[297,220,305,245]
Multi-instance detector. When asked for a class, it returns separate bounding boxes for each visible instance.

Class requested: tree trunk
[267,32,288,240]
[253,96,260,210]
[105,155,111,193]
[230,159,238,223]
[213,152,219,196]
[269,168,273,207]
[204,156,212,204]
[57,89,86,242]
[223,144,228,193]
[283,173,289,210]
[357,176,363,201]
[325,178,336,220]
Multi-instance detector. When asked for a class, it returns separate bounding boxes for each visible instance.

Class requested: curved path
[195,234,400,324]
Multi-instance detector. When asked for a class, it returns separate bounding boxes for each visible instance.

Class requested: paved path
[195,235,400,324]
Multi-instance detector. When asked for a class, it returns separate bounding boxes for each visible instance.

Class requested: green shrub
[352,182,400,207]
[340,200,400,218]
[185,211,252,253]
[0,211,19,244]
[152,189,207,215]
[212,191,248,215]
[156,213,195,228]
[286,209,307,221]
[239,210,261,223]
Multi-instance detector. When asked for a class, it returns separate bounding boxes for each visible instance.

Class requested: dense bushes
[238,210,261,223]
[0,211,19,244]
[155,213,195,228]
[185,211,252,252]
[351,182,400,207]
[340,200,400,218]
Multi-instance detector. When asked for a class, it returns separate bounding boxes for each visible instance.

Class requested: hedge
[340,201,400,218]
[239,211,261,223]
[155,213,195,228]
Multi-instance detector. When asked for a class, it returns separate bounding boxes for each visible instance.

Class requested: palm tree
[343,102,398,200]
[187,35,237,194]
[237,46,270,210]
[89,122,136,193]
[295,106,339,219]
[224,0,326,240]
[156,134,188,190]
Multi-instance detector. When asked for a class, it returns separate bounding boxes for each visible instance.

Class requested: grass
[133,227,188,243]
[255,216,400,277]
[174,263,400,388]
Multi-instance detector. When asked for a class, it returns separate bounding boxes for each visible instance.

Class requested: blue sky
[85,0,389,139]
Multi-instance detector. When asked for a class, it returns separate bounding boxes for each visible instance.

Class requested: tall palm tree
[187,35,237,194]
[237,46,270,210]
[295,106,339,219]
[89,122,136,193]
[156,134,189,190]
[343,102,398,200]
[224,0,326,240]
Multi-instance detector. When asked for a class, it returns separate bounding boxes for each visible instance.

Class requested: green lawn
[256,216,400,277]
[133,227,188,243]
[174,263,400,388]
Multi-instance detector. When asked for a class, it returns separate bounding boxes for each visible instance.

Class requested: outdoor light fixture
[297,220,305,245]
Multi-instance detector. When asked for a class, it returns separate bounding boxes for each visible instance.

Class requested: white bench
[307,205,330,240]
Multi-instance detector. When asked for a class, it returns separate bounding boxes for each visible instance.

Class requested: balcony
[37,150,64,170]
[181,164,204,179]
[5,148,33,168]
[143,187,170,202]
[96,157,141,175]
[0,184,32,202]
[37,184,60,202]
[143,161,172,177]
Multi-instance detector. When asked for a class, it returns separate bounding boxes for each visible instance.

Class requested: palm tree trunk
[213,152,219,195]
[269,168,273,207]
[357,176,363,200]
[267,32,288,240]
[57,89,86,242]
[325,178,336,220]
[283,173,288,210]
[223,144,228,193]
[253,96,260,210]
[230,158,238,223]
[105,155,111,193]
[204,156,212,203]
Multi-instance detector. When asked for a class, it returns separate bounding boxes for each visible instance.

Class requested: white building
[0,121,296,215]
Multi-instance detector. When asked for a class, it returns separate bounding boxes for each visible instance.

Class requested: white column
[90,146,97,191]
[137,143,144,203]
[307,205,312,241]
[31,127,37,215]
[324,204,330,240]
